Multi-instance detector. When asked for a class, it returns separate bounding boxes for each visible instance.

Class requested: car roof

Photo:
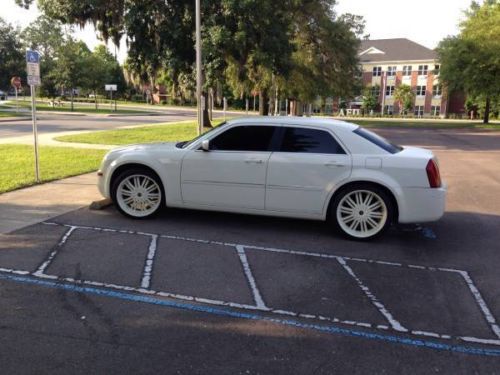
[226,116,358,131]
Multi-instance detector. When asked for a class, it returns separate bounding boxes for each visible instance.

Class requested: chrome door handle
[245,158,263,164]
[324,161,346,167]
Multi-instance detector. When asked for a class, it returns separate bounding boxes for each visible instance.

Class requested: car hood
[110,142,179,154]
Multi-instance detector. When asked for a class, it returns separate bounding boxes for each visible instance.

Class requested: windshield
[177,121,227,149]
[353,127,403,154]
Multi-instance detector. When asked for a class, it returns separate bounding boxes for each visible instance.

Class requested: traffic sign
[26,50,41,87]
[27,75,41,86]
[11,76,22,89]
[26,50,40,63]
[105,84,117,91]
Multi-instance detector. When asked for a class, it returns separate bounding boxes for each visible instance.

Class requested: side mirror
[201,139,210,152]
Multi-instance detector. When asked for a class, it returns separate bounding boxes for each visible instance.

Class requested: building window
[431,106,441,116]
[371,86,380,98]
[384,105,394,115]
[387,66,397,76]
[403,65,412,76]
[432,85,442,97]
[414,105,424,117]
[372,66,382,77]
[385,85,395,96]
[416,85,426,96]
[418,65,428,75]
[434,64,440,75]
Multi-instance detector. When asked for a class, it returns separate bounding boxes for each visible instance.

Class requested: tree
[21,15,66,98]
[51,39,91,109]
[284,7,364,112]
[394,84,415,115]
[79,46,124,109]
[362,85,379,113]
[437,1,500,123]
[19,0,363,119]
[0,18,25,91]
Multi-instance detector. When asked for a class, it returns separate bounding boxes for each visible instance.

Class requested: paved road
[0,127,499,373]
[0,108,235,139]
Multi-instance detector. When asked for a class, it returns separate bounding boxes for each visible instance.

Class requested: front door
[181,125,277,210]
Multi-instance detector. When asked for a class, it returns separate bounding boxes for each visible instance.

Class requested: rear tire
[330,184,394,240]
[111,168,164,219]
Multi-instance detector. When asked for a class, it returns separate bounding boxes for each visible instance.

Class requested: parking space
[1,214,499,354]
[1,127,500,372]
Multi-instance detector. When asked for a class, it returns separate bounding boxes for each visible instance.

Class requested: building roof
[359,38,437,63]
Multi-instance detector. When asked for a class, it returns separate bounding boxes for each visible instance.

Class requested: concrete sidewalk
[0,172,103,234]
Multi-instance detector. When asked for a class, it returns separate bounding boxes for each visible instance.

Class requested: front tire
[330,184,394,240]
[111,168,164,219]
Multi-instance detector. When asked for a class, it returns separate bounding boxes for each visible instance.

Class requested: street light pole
[195,0,204,135]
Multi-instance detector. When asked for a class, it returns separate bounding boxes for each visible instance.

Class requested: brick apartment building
[358,38,464,117]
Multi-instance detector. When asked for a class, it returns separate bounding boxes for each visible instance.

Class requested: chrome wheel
[336,189,388,239]
[116,174,162,218]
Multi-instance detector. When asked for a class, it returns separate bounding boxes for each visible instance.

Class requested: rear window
[353,128,403,154]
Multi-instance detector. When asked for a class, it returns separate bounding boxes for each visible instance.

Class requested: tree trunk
[259,90,269,116]
[209,88,214,121]
[71,89,74,112]
[483,96,490,124]
[94,90,98,110]
[202,91,212,128]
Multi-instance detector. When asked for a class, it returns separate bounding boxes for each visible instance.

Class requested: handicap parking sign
[26,50,40,64]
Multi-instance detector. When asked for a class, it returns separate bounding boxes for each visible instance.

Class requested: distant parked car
[0,90,6,100]
[97,117,446,240]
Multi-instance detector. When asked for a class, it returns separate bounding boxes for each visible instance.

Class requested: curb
[89,198,113,210]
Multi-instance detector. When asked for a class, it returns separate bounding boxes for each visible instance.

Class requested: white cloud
[336,0,474,49]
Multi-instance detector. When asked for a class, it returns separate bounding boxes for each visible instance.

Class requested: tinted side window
[210,126,276,151]
[280,128,346,154]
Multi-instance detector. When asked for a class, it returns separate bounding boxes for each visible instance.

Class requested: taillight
[426,159,442,188]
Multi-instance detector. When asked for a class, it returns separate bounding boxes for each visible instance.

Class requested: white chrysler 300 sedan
[97,117,446,240]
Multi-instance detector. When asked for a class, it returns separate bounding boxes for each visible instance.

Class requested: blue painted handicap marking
[26,50,40,63]
[0,272,499,357]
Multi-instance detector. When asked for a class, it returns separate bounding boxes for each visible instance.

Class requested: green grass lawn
[0,110,28,118]
[2,101,151,115]
[0,145,107,193]
[55,120,225,145]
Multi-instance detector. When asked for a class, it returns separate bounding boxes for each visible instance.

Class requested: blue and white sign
[26,50,40,64]
[26,50,41,86]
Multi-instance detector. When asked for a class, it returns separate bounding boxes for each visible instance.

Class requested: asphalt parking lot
[1,127,500,374]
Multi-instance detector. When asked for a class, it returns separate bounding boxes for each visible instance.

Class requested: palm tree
[394,84,415,115]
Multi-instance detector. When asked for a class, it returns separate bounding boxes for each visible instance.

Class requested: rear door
[181,125,278,210]
[265,126,352,215]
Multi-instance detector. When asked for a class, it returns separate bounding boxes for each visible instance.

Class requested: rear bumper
[397,185,447,223]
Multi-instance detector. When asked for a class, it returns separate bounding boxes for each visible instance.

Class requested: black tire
[329,183,395,241]
[111,168,165,219]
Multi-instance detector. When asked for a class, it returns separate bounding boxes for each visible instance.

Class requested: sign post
[105,84,118,112]
[26,50,41,183]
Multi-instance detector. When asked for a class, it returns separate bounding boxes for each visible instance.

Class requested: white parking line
[457,270,500,339]
[336,256,408,332]
[33,225,77,276]
[37,221,500,346]
[140,234,158,289]
[236,245,267,309]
